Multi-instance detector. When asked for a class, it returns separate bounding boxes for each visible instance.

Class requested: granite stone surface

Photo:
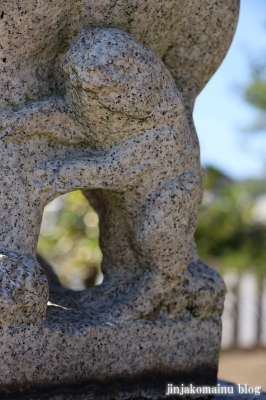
[0,269,222,398]
[0,0,240,397]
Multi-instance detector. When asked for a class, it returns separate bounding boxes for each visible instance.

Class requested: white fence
[221,272,266,349]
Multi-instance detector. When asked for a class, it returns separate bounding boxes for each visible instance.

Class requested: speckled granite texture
[0,0,239,397]
[0,287,221,398]
[0,259,226,397]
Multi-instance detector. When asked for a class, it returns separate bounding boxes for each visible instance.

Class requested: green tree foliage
[243,61,266,131]
[195,166,266,277]
[37,191,102,290]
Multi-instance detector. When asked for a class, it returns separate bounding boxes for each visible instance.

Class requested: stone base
[0,258,226,399]
[0,296,221,399]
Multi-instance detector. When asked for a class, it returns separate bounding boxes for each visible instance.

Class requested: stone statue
[39,28,203,321]
[0,1,239,397]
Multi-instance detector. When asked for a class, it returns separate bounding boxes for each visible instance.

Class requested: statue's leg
[105,169,202,320]
[78,189,141,311]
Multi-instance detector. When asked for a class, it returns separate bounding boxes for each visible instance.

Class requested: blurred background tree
[194,46,266,281]
[37,191,102,290]
[196,166,266,278]
[243,59,266,132]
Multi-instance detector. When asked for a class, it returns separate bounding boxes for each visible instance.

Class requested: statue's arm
[36,124,188,196]
[37,154,156,193]
[0,96,88,145]
[36,138,157,194]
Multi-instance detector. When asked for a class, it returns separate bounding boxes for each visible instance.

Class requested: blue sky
[194,0,266,180]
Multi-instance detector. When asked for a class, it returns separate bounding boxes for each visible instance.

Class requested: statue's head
[61,28,181,145]
[61,28,172,119]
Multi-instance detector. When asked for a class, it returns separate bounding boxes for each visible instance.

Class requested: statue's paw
[35,160,62,179]
[35,157,98,196]
[104,299,162,322]
[0,253,49,327]
[104,273,166,322]
[186,260,226,319]
[34,162,67,194]
[161,260,227,319]
[105,304,142,322]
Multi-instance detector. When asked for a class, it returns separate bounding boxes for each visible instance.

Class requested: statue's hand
[34,158,98,195]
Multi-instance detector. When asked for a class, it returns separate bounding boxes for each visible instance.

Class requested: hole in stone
[37,190,103,291]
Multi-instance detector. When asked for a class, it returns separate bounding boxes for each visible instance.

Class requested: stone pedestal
[1,260,225,398]
[1,310,219,398]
